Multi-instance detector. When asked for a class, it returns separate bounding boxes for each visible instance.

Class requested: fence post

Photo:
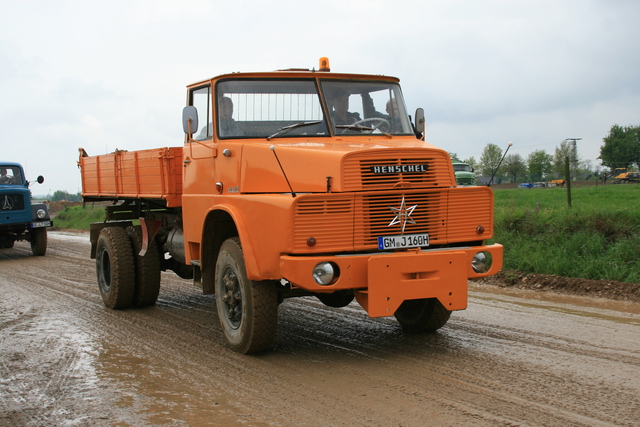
[565,156,572,208]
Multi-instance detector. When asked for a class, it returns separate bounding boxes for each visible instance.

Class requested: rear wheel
[215,237,278,354]
[394,298,451,332]
[126,225,161,307]
[96,227,135,309]
[30,228,47,256]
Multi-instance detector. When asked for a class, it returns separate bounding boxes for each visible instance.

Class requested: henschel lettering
[370,164,429,174]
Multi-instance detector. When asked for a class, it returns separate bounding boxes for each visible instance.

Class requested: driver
[328,90,361,126]
[0,169,10,185]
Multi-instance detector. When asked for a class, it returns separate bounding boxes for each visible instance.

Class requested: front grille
[0,194,25,211]
[293,198,354,252]
[292,187,493,253]
[343,150,454,191]
[354,192,445,249]
[293,190,446,252]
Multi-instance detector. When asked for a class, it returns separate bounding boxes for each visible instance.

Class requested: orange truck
[78,58,503,353]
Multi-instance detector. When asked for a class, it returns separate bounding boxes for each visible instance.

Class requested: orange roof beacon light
[319,57,331,72]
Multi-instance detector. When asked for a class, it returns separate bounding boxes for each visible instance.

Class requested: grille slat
[343,150,454,191]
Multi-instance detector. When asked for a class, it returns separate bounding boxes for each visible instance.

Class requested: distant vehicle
[549,179,565,187]
[613,172,640,184]
[0,162,52,256]
[452,162,476,186]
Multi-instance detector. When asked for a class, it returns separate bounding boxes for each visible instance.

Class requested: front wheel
[394,298,451,332]
[215,237,278,354]
[30,227,47,256]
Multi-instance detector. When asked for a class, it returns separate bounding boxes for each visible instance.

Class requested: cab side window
[191,86,211,140]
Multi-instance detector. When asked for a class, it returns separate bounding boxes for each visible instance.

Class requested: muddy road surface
[1,231,639,426]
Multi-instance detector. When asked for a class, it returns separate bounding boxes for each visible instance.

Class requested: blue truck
[0,162,52,256]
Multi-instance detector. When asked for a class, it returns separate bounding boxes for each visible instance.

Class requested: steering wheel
[352,117,390,132]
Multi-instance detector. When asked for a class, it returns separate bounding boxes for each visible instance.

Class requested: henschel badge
[388,196,417,234]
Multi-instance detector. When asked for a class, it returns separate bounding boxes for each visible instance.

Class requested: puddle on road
[1,304,248,426]
[469,285,640,325]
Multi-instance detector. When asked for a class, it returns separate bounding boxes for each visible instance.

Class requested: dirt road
[2,232,639,426]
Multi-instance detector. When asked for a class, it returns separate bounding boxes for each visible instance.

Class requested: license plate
[377,233,429,250]
[30,221,52,228]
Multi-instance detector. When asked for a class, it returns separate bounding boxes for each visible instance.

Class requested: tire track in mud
[2,232,640,426]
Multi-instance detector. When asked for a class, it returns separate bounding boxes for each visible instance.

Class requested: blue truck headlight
[37,209,47,219]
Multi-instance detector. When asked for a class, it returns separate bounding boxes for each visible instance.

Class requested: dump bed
[79,147,183,207]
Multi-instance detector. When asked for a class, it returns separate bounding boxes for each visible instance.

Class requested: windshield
[215,79,329,139]
[0,166,23,185]
[453,164,471,172]
[213,78,413,139]
[320,80,413,135]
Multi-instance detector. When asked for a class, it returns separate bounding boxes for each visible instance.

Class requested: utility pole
[488,142,513,186]
[564,138,582,180]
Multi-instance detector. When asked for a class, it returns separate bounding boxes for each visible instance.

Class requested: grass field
[489,184,640,283]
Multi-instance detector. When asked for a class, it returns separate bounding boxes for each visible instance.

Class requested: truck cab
[0,162,52,255]
[452,162,476,186]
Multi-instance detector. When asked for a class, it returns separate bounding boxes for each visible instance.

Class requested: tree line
[450,123,639,184]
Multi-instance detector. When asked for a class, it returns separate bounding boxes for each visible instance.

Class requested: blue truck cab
[0,162,52,256]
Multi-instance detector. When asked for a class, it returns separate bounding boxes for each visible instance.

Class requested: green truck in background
[452,162,476,186]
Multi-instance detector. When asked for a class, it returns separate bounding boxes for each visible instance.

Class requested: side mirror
[37,176,44,184]
[182,106,199,135]
[414,108,425,134]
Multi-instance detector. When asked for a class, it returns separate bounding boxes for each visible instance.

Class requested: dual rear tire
[95,225,161,309]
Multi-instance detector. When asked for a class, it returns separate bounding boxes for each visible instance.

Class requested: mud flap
[355,250,468,317]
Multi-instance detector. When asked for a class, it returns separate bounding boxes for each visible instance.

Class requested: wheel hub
[221,268,242,327]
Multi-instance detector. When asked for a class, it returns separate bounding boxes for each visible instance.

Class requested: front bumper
[280,243,503,317]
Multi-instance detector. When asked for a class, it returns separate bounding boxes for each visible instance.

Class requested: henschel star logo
[388,196,417,234]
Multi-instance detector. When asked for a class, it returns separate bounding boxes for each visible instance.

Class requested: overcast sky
[1,0,639,193]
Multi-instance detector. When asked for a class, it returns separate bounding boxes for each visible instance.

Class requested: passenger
[362,94,402,132]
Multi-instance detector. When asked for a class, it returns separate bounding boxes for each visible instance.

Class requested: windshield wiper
[267,121,323,140]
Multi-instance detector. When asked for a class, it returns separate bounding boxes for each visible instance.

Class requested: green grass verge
[53,205,106,229]
[488,185,640,283]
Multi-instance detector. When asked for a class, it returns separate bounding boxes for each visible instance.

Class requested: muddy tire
[96,227,135,309]
[0,239,15,249]
[215,237,278,354]
[30,227,47,256]
[394,298,451,332]
[126,225,161,307]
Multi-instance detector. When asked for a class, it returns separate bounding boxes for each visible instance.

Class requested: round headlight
[472,251,492,274]
[36,209,46,219]
[312,262,338,286]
